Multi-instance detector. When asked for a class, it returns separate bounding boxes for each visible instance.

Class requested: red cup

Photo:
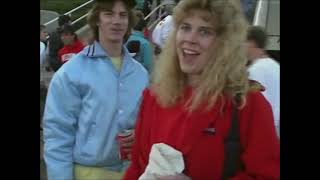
[117,129,133,160]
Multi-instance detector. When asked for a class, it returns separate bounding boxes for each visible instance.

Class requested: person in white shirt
[246,26,280,137]
[152,15,173,48]
[152,1,177,50]
[40,41,46,65]
[40,24,49,66]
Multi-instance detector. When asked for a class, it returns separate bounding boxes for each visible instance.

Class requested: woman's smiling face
[176,9,216,75]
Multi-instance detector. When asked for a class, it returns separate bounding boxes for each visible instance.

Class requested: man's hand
[118,131,135,160]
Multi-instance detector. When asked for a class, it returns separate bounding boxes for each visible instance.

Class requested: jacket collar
[80,41,136,77]
[81,40,132,60]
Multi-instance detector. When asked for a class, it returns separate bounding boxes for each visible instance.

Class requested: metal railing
[252,0,280,51]
[253,0,269,27]
[43,0,94,26]
[71,12,90,25]
[145,1,175,30]
[44,0,175,30]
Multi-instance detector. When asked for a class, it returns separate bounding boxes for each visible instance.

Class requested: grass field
[40,0,90,14]
[41,0,93,30]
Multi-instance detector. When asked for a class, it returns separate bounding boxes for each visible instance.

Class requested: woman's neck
[187,74,201,88]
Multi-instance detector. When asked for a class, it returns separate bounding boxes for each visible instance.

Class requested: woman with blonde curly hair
[124,0,280,179]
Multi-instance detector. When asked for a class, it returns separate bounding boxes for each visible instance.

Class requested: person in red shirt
[58,24,84,63]
[124,0,280,180]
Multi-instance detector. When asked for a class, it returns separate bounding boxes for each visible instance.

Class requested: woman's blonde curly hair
[151,0,250,111]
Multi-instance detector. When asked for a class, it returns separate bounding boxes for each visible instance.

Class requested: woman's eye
[104,12,113,16]
[120,13,128,17]
[200,29,212,36]
[180,25,191,32]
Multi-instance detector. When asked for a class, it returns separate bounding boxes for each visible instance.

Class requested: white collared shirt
[152,15,174,49]
[40,41,46,65]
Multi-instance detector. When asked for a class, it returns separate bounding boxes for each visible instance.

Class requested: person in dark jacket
[47,15,72,72]
[127,11,153,72]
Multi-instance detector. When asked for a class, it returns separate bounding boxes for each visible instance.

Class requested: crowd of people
[40,15,85,72]
[40,0,279,179]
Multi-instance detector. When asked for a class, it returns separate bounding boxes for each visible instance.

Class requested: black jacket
[47,28,64,72]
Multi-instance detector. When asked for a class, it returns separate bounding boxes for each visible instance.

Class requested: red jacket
[58,40,84,63]
[124,88,280,180]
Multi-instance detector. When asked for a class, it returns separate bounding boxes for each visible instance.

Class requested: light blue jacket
[43,41,149,180]
[127,31,153,72]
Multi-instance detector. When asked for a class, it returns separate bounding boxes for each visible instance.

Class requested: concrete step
[40,10,60,33]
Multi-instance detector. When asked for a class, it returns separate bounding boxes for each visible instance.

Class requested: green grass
[40,0,90,14]
[41,0,92,29]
